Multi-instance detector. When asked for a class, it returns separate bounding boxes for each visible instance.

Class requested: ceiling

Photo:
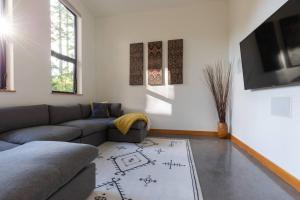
[81,0,203,17]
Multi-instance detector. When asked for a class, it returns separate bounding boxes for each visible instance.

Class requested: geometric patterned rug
[87,137,203,200]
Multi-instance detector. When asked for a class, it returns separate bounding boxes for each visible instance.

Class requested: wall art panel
[168,39,183,84]
[148,41,163,85]
[130,43,144,85]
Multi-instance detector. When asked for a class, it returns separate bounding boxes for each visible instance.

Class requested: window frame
[0,0,7,90]
[51,0,78,94]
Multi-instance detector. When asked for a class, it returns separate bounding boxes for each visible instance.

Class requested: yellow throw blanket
[114,113,148,135]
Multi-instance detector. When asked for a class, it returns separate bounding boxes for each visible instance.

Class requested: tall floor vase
[217,122,228,139]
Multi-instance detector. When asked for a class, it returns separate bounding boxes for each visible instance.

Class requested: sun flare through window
[50,0,77,94]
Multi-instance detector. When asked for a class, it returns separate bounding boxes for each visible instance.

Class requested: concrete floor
[150,134,300,200]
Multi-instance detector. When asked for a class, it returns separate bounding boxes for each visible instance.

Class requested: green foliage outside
[50,0,76,93]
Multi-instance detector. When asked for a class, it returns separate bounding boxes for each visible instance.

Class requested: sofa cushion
[0,126,82,144]
[108,103,123,117]
[108,129,148,143]
[131,120,147,129]
[109,120,146,130]
[49,105,82,125]
[91,103,110,118]
[80,104,92,119]
[0,105,49,133]
[0,140,19,151]
[61,118,115,136]
[0,141,98,200]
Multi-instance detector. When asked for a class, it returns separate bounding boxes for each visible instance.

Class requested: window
[50,0,78,94]
[0,0,6,89]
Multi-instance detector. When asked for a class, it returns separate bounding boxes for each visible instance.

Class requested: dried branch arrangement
[203,61,231,123]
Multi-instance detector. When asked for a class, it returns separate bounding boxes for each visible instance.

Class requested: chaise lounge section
[0,141,98,200]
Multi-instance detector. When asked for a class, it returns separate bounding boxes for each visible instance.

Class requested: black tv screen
[240,0,300,90]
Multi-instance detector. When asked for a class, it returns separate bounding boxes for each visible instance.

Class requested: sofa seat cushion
[0,141,98,200]
[61,118,115,136]
[0,140,19,151]
[0,126,81,144]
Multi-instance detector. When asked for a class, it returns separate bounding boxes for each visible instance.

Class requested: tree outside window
[50,0,77,93]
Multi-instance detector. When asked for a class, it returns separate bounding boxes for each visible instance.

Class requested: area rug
[87,137,203,200]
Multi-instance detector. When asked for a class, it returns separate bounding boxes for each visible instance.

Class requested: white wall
[0,0,96,106]
[229,0,300,179]
[95,1,229,131]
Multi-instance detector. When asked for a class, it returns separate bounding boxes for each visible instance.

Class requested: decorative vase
[217,122,228,139]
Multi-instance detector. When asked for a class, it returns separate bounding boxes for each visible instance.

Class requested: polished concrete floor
[149,134,300,200]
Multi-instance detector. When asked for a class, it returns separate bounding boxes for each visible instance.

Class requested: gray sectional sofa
[0,104,148,200]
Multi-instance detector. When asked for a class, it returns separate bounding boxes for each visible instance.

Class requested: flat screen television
[240,0,300,90]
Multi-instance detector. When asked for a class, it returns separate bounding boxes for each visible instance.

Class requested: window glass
[50,0,77,93]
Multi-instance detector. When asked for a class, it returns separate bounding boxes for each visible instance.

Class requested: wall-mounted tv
[240,0,300,90]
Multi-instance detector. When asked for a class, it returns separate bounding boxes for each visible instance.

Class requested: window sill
[0,89,16,93]
[51,92,83,96]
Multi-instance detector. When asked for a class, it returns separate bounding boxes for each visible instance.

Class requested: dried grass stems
[203,61,231,123]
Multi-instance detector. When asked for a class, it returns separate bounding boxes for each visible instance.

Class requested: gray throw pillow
[91,103,109,118]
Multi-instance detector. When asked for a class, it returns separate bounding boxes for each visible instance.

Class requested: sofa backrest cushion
[0,105,49,133]
[49,105,82,124]
[108,103,123,117]
[80,104,92,119]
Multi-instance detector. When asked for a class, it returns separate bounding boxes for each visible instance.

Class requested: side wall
[0,0,96,106]
[96,1,229,131]
[229,0,300,179]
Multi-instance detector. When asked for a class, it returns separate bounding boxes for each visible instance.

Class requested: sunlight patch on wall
[146,85,175,100]
[145,94,172,116]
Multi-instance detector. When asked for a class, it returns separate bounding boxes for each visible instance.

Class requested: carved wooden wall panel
[148,41,163,85]
[168,39,183,84]
[130,43,144,85]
